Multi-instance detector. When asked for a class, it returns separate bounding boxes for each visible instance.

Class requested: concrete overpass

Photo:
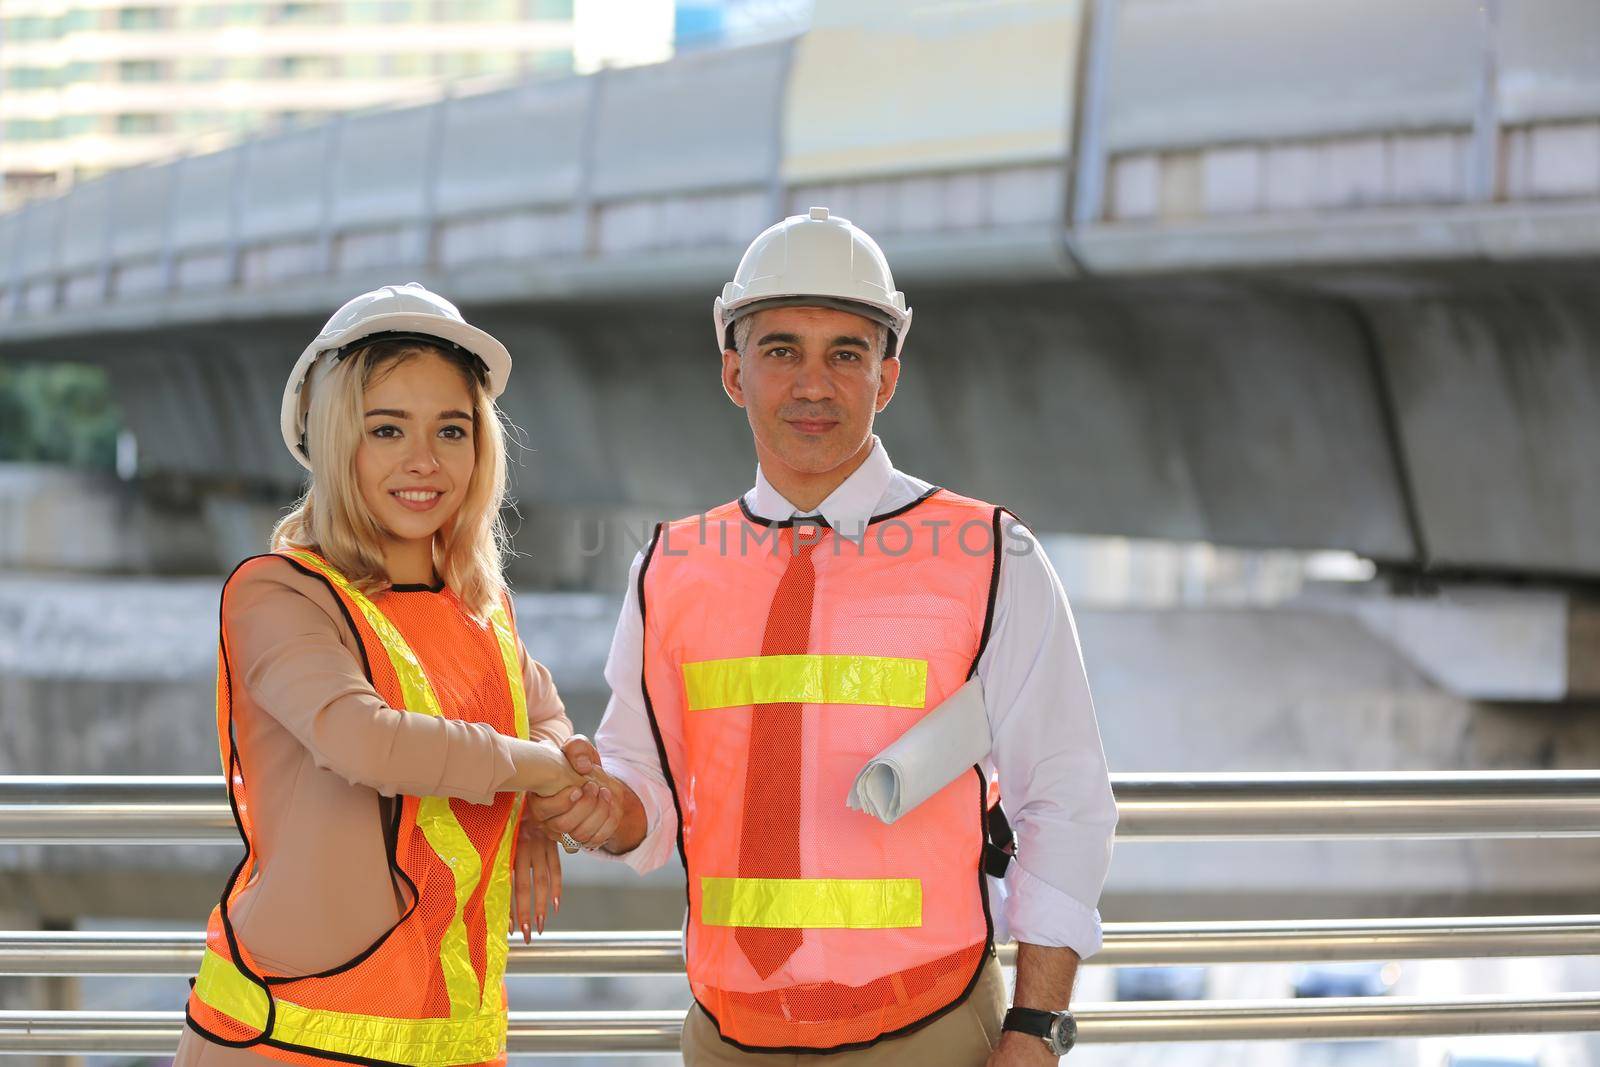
[3,0,1600,583]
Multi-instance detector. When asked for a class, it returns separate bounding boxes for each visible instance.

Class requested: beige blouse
[174,556,573,1067]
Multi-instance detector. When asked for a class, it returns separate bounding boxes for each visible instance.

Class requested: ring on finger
[558,833,581,854]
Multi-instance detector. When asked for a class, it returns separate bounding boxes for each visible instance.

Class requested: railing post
[318,113,347,275]
[575,64,609,257]
[1067,0,1118,228]
[1469,0,1503,202]
[48,186,66,313]
[419,87,454,271]
[5,200,31,318]
[99,169,122,303]
[226,139,253,289]
[765,36,798,223]
[159,153,187,295]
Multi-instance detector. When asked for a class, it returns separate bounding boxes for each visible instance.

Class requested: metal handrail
[4,994,1600,1053]
[5,916,1600,976]
[4,772,1600,843]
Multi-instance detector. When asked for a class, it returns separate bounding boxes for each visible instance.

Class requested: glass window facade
[3,119,59,141]
[5,67,57,90]
[117,59,168,82]
[114,112,165,134]
[115,7,167,30]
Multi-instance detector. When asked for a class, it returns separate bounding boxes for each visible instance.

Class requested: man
[531,207,1117,1065]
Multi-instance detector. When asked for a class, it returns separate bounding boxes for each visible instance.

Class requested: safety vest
[185,548,530,1067]
[640,488,1006,1051]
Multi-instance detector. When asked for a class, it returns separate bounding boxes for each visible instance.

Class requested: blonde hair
[271,339,512,620]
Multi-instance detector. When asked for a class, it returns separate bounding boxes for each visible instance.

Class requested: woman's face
[355,350,477,547]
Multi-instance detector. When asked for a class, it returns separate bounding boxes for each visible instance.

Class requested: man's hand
[988,941,1081,1063]
[526,735,623,849]
[986,1031,1059,1065]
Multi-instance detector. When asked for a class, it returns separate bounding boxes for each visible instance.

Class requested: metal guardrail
[5,916,1600,976]
[4,774,1600,1055]
[4,772,1600,843]
[5,996,1600,1054]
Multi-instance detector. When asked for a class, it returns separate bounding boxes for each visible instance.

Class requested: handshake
[509,735,637,943]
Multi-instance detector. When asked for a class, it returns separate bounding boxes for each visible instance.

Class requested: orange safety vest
[185,548,530,1067]
[640,488,1008,1052]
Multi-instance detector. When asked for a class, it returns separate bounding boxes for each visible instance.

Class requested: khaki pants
[680,954,1007,1067]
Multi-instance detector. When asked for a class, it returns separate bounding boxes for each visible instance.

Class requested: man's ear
[721,347,746,408]
[874,354,901,413]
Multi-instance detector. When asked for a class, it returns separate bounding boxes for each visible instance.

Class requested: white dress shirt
[593,436,1118,958]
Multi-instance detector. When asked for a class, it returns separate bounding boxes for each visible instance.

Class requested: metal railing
[7,995,1600,1055]
[2,773,1599,1055]
[5,916,1600,976]
[7,771,1600,843]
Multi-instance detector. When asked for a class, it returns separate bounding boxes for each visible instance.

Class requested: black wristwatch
[1002,1006,1077,1056]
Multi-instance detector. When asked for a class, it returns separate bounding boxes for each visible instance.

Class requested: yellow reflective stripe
[487,599,530,743]
[700,877,923,929]
[194,950,504,1066]
[480,597,526,1014]
[195,945,269,1030]
[682,654,927,711]
[281,550,482,1019]
[414,795,483,1018]
[479,793,519,1015]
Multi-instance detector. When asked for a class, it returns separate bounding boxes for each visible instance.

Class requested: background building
[0,0,677,207]
[673,0,809,49]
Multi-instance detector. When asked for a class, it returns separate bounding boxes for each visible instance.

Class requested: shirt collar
[749,435,895,542]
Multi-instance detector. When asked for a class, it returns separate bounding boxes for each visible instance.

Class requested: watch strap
[1003,1006,1076,1054]
[1002,1006,1056,1038]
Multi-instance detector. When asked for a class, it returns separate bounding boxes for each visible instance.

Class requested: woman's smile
[390,487,445,511]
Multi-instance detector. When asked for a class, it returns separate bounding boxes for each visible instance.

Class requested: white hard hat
[714,206,912,359]
[280,282,511,470]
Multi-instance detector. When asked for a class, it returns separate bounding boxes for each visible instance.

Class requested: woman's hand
[526,736,623,851]
[511,796,561,942]
[521,738,589,797]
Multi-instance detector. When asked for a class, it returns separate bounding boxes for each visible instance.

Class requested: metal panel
[434,78,590,216]
[1106,0,1482,152]
[1500,0,1600,123]
[784,0,1078,183]
[238,126,333,241]
[55,177,111,273]
[330,104,436,229]
[109,163,174,261]
[590,39,792,199]
[169,147,239,251]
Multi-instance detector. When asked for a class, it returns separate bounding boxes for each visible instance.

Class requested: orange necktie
[735,523,824,979]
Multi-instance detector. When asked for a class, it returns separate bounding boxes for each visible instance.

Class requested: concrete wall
[18,266,1600,581]
[1357,282,1600,574]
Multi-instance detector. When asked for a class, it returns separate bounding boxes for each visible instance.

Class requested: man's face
[722,305,900,477]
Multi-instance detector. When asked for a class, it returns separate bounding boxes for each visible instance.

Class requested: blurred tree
[0,361,122,469]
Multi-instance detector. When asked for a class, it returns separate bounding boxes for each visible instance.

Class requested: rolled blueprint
[847,677,990,824]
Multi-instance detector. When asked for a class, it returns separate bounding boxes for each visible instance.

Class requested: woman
[178,283,584,1067]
